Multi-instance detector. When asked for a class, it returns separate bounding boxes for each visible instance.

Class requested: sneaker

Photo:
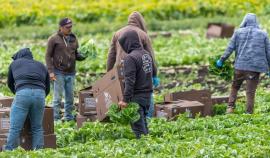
[226,107,234,114]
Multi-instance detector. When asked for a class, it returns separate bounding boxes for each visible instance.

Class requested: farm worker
[216,13,270,114]
[46,18,85,121]
[107,11,159,118]
[118,30,156,138]
[5,48,50,150]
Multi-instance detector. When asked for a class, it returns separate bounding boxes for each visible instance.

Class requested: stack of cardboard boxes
[0,96,56,150]
[164,89,213,116]
[155,100,204,119]
[155,89,213,120]
[76,87,98,128]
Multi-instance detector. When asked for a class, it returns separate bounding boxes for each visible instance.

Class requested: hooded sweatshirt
[221,13,270,73]
[107,11,157,75]
[7,48,50,95]
[118,30,154,102]
[46,31,79,75]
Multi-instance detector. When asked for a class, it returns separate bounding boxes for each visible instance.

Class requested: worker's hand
[266,72,270,77]
[118,101,127,109]
[76,53,87,61]
[216,59,223,68]
[49,73,57,81]
[152,77,160,88]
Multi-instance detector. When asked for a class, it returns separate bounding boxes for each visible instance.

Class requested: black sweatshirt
[118,30,153,102]
[7,48,50,96]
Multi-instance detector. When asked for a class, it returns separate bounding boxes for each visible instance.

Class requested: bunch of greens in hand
[208,55,234,81]
[107,102,140,125]
[78,39,98,59]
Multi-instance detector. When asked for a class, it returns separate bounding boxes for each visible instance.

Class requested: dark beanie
[59,18,72,27]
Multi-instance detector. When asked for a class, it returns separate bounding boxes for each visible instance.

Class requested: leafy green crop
[78,39,98,59]
[208,55,234,81]
[107,102,140,125]
[213,104,227,115]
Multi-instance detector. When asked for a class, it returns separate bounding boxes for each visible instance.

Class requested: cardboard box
[93,66,124,97]
[22,107,54,136]
[93,66,124,121]
[0,138,7,151]
[211,95,244,105]
[20,134,56,150]
[0,134,8,151]
[94,80,123,121]
[164,89,212,116]
[211,96,229,105]
[78,89,97,116]
[76,114,97,128]
[155,100,204,119]
[206,23,235,39]
[0,108,10,134]
[0,97,13,108]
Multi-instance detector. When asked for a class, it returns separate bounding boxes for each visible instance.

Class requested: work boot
[226,107,234,114]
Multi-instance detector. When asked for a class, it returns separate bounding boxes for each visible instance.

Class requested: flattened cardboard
[93,66,124,121]
[95,79,123,121]
[92,66,124,97]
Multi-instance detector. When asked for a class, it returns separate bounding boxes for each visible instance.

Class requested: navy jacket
[7,48,50,96]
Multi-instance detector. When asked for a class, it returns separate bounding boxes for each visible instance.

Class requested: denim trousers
[130,96,151,139]
[53,74,75,121]
[5,88,45,150]
[146,93,154,118]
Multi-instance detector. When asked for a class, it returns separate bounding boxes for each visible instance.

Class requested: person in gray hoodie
[216,13,270,114]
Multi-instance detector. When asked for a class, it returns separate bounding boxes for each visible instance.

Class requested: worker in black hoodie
[118,30,156,138]
[5,48,50,150]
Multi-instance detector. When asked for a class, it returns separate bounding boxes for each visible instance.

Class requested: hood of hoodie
[240,13,260,28]
[128,11,148,33]
[12,48,33,60]
[118,30,143,54]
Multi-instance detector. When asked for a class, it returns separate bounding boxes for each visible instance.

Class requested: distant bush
[0,0,269,27]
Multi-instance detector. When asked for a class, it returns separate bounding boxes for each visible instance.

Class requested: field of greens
[1,0,270,157]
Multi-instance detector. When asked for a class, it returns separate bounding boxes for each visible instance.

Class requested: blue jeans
[5,88,45,150]
[146,93,154,118]
[131,96,150,139]
[53,74,75,121]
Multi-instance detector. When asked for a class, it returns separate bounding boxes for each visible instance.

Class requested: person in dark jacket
[118,30,155,138]
[107,11,159,118]
[216,13,270,114]
[46,18,84,121]
[5,48,50,150]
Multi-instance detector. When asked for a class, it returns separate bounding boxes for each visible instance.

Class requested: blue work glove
[152,77,160,88]
[216,59,223,68]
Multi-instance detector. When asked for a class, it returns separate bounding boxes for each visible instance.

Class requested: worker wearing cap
[46,18,84,121]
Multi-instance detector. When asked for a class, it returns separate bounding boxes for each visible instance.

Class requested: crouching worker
[5,48,50,150]
[216,13,270,114]
[118,30,156,139]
